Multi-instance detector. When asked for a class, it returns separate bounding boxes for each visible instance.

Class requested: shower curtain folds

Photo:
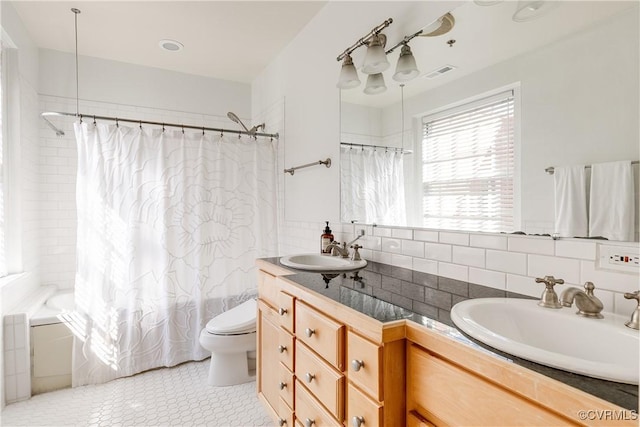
[72,122,278,386]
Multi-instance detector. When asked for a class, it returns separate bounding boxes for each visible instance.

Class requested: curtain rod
[41,111,280,139]
[341,142,413,154]
[545,161,638,175]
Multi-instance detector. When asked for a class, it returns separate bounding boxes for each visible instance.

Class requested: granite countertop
[260,257,639,411]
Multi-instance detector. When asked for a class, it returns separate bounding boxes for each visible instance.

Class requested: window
[420,90,516,233]
[0,43,5,277]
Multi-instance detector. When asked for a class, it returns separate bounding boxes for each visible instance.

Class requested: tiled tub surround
[261,258,639,411]
[277,222,640,318]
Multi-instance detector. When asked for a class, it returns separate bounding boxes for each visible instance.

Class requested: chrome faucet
[560,282,604,318]
[327,230,365,259]
[623,291,640,330]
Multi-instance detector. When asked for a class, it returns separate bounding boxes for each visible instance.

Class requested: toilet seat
[205,298,257,335]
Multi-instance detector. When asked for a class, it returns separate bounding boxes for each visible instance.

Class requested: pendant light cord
[71,8,81,118]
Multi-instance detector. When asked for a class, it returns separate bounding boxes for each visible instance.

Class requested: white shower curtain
[71,122,278,386]
[340,146,406,225]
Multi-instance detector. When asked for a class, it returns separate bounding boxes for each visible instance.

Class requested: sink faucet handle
[583,281,596,295]
[624,290,640,302]
[535,276,563,309]
[350,244,362,261]
[623,291,640,330]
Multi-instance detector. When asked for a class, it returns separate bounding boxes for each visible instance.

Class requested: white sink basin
[279,254,367,271]
[451,298,639,384]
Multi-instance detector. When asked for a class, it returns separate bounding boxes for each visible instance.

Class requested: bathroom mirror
[340,1,639,241]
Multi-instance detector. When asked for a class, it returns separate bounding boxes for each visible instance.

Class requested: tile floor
[1,360,272,427]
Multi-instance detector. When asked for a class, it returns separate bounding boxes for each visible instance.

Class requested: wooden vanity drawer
[295,301,345,370]
[407,344,568,426]
[278,363,295,409]
[347,331,382,401]
[279,397,294,427]
[347,383,383,427]
[258,270,279,308]
[278,328,295,371]
[295,340,345,421]
[277,291,295,332]
[295,379,342,427]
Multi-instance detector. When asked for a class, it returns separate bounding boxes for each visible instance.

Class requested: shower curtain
[340,146,407,226]
[71,122,278,386]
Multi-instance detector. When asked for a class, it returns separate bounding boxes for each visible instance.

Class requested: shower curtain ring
[139,120,142,130]
[115,118,119,128]
[93,115,96,126]
[181,125,184,134]
[162,123,165,132]
[79,115,83,124]
[202,127,205,136]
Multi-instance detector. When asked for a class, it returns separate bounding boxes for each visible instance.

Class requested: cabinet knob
[279,381,287,390]
[305,418,315,427]
[352,416,365,427]
[305,372,315,383]
[305,328,315,337]
[351,359,365,372]
[278,418,287,426]
[278,345,287,353]
[278,307,288,316]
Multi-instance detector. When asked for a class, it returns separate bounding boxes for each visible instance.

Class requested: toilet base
[207,352,256,386]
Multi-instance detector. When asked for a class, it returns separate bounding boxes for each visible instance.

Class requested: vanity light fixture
[337,54,361,89]
[362,34,390,74]
[363,73,387,95]
[392,44,419,82]
[335,18,393,90]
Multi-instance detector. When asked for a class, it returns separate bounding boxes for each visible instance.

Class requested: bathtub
[30,289,75,395]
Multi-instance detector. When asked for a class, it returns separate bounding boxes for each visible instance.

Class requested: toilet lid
[205,299,257,334]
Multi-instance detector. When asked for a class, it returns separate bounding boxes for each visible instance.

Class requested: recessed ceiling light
[158,39,184,52]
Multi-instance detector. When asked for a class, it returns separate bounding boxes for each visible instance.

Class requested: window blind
[421,91,515,232]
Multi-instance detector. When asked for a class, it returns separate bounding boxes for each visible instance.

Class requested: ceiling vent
[424,64,457,79]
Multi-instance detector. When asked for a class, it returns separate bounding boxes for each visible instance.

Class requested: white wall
[39,49,251,119]
[252,2,640,313]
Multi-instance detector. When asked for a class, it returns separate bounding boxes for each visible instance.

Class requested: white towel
[589,161,635,241]
[554,165,588,238]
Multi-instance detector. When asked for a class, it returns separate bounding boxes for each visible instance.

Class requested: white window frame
[417,84,521,233]
[1,32,23,280]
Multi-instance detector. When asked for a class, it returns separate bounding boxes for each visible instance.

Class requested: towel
[589,161,635,241]
[554,165,588,238]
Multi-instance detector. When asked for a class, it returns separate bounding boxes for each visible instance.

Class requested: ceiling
[10,1,327,84]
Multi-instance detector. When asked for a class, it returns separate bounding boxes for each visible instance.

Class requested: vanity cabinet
[257,261,406,427]
[257,259,635,427]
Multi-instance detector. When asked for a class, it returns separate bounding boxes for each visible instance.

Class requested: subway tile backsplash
[278,221,639,316]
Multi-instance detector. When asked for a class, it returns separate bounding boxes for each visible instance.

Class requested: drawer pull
[352,416,365,427]
[305,372,315,383]
[278,418,287,426]
[305,328,315,337]
[278,345,287,353]
[278,307,288,316]
[305,419,315,427]
[351,359,365,371]
[279,381,287,390]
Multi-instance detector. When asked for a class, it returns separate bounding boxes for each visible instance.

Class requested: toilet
[199,298,257,386]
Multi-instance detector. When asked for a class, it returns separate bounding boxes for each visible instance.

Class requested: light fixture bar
[385,29,424,55]
[336,18,393,62]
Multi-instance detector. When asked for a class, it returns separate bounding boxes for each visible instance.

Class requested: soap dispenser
[321,221,334,254]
